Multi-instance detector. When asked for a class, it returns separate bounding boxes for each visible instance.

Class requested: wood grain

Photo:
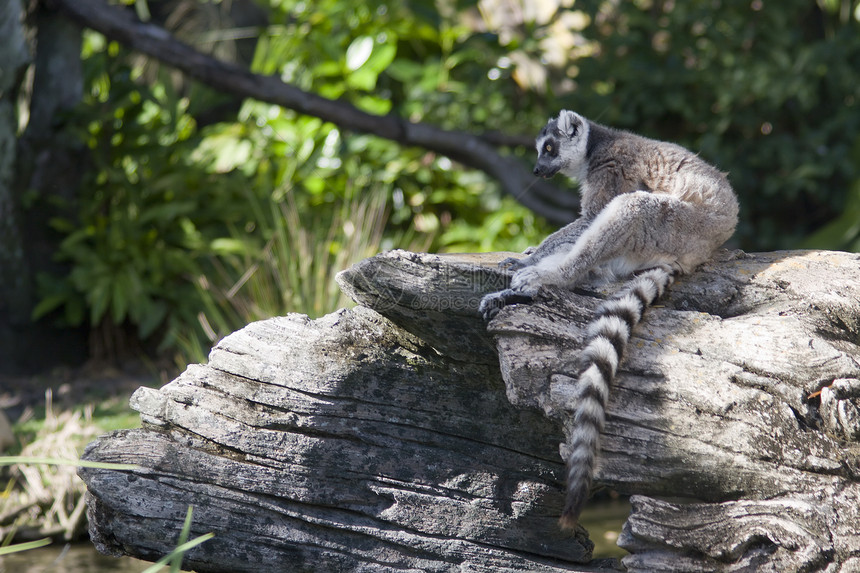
[80,249,860,572]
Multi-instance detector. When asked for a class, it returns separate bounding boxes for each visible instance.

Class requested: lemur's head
[533,110,589,179]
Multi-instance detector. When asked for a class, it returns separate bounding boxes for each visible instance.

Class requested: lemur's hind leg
[511,192,718,294]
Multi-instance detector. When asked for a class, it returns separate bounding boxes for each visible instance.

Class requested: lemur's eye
[545,144,553,153]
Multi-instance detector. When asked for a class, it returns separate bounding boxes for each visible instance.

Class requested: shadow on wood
[79,249,860,572]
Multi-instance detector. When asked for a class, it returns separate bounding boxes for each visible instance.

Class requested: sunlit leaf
[346,68,379,91]
[345,36,374,71]
[210,238,249,255]
[363,43,397,74]
[355,95,393,115]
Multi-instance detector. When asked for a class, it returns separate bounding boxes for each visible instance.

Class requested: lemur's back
[583,122,737,221]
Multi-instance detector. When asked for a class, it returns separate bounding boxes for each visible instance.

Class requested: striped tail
[559,266,675,530]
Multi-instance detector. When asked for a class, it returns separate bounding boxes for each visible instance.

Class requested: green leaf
[345,36,374,71]
[210,238,249,255]
[138,533,215,573]
[304,175,325,194]
[139,201,197,224]
[318,82,346,100]
[31,295,68,321]
[137,299,168,339]
[355,95,393,115]
[48,216,77,233]
[312,61,342,77]
[386,59,424,82]
[363,43,397,74]
[65,296,86,326]
[111,274,131,324]
[346,67,379,91]
[172,506,195,572]
[88,281,112,325]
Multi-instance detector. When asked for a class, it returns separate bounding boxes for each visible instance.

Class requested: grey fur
[479,110,738,527]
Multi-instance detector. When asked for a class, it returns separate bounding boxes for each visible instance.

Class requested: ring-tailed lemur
[479,110,738,529]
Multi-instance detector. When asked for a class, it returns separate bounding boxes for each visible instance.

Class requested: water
[578,498,631,559]
[0,543,150,573]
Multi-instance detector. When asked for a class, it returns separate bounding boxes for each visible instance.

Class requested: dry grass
[175,186,434,365]
[1,391,103,543]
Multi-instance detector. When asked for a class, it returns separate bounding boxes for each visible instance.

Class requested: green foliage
[0,399,138,545]
[32,1,860,366]
[246,0,551,246]
[35,12,546,362]
[34,39,251,356]
[171,175,430,365]
[251,0,860,251]
[536,0,860,249]
[803,177,860,252]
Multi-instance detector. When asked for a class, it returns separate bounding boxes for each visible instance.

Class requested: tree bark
[0,0,33,343]
[0,1,88,374]
[80,289,606,571]
[80,248,860,571]
[17,1,85,270]
[46,0,579,223]
[479,249,860,572]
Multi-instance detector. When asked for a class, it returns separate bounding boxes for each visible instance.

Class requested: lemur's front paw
[511,266,557,292]
[498,256,527,271]
[479,289,535,321]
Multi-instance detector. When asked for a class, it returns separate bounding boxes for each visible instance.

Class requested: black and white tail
[559,266,675,530]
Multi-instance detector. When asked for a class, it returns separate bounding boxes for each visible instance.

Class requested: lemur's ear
[557,110,582,138]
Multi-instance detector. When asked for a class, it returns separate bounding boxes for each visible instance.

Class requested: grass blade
[0,538,52,555]
[139,506,214,573]
[0,456,138,471]
[171,506,195,573]
[139,532,215,573]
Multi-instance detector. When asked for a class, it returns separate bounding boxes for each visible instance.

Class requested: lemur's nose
[533,167,540,176]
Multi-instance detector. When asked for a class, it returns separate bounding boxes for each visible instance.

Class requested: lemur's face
[533,122,561,178]
[533,110,588,179]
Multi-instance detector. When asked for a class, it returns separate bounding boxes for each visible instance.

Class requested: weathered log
[79,258,607,572]
[80,249,860,572]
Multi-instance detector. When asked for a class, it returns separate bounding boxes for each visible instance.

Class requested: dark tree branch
[47,0,579,225]
[477,130,535,148]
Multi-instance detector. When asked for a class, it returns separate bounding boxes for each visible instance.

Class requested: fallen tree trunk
[79,249,860,572]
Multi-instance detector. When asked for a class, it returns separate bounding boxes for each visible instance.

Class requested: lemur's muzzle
[533,164,559,179]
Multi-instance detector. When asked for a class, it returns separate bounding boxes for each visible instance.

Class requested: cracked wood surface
[341,248,860,572]
[80,248,860,572]
[80,306,609,572]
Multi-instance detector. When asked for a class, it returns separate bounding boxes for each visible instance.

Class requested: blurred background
[0,0,858,565]
[2,0,859,372]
